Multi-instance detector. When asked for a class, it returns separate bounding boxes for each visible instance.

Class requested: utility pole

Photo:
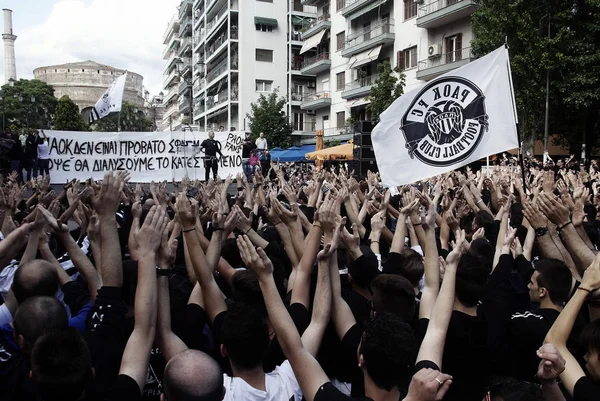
[543,15,551,163]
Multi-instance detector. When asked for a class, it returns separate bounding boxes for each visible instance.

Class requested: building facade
[33,60,145,114]
[161,0,475,139]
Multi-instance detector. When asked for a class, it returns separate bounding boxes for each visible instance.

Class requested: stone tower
[2,9,17,83]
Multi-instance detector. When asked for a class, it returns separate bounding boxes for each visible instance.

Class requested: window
[445,34,462,63]
[336,72,345,91]
[255,49,274,62]
[337,111,346,128]
[257,0,273,2]
[336,31,345,51]
[336,0,345,12]
[256,80,273,92]
[255,24,273,32]
[397,46,417,70]
[404,0,417,20]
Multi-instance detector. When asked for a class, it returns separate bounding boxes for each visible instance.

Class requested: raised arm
[417,230,465,368]
[544,253,600,395]
[119,206,167,391]
[419,202,441,320]
[237,236,329,401]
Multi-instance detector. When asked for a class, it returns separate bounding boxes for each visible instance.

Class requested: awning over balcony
[349,45,382,69]
[254,17,278,27]
[347,0,388,21]
[349,97,370,108]
[300,29,326,55]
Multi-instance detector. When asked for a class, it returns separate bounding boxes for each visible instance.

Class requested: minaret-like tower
[2,9,17,83]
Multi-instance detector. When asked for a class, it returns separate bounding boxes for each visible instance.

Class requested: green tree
[94,101,153,132]
[366,61,405,122]
[472,0,600,155]
[0,79,57,131]
[53,95,88,131]
[247,88,293,148]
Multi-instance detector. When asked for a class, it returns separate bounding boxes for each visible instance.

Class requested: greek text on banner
[44,130,244,183]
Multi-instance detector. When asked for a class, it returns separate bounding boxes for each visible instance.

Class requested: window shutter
[456,34,463,60]
[397,51,405,71]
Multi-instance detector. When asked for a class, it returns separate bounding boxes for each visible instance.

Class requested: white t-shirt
[222,360,302,401]
[255,137,268,150]
[38,140,50,159]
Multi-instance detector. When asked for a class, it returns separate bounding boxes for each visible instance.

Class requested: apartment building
[293,0,476,143]
[162,0,194,131]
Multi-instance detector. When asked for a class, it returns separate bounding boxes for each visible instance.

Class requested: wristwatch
[535,226,549,237]
[156,266,171,277]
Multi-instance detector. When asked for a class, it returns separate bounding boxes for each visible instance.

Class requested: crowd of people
[0,153,599,401]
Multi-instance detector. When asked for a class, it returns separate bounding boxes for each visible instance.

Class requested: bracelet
[272,220,282,225]
[577,286,593,294]
[476,199,483,204]
[182,227,196,233]
[213,227,224,231]
[557,221,572,231]
[313,223,322,230]
[244,228,252,235]
[412,222,421,226]
[370,240,379,244]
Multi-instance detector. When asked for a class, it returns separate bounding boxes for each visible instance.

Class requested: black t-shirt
[573,376,600,401]
[99,374,141,401]
[242,140,255,158]
[7,139,22,160]
[201,139,222,157]
[25,135,38,159]
[314,382,372,401]
[417,312,489,401]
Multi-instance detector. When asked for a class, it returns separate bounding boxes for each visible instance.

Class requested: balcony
[193,6,205,28]
[291,1,317,17]
[163,86,178,105]
[163,16,180,43]
[179,96,192,114]
[300,91,331,110]
[206,57,229,84]
[193,78,206,95]
[163,69,179,88]
[292,121,317,134]
[179,79,191,94]
[300,52,331,75]
[178,38,192,56]
[206,31,228,61]
[341,73,379,99]
[338,0,387,20]
[179,16,192,36]
[302,14,331,40]
[194,102,205,116]
[179,0,193,18]
[416,47,473,81]
[301,0,323,5]
[206,90,229,111]
[417,0,477,29]
[341,19,395,58]
[206,0,228,36]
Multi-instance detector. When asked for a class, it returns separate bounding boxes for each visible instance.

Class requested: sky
[1,0,180,96]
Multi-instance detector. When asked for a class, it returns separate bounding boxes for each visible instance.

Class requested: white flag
[89,73,127,123]
[372,46,519,187]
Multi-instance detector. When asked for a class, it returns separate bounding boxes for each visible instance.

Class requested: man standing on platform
[200,131,223,182]
[255,132,268,155]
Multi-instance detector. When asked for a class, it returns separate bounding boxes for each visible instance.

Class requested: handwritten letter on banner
[45,130,244,183]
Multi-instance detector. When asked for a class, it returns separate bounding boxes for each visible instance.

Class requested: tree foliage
[472,0,600,155]
[366,61,405,122]
[0,79,57,131]
[94,101,153,132]
[246,88,293,148]
[54,96,88,131]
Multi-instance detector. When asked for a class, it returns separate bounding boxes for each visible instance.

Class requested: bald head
[13,259,58,304]
[163,350,224,401]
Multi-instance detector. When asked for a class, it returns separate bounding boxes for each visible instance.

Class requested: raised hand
[446,229,466,266]
[370,210,386,233]
[93,172,125,217]
[405,368,453,401]
[536,344,566,381]
[135,206,168,254]
[237,235,273,277]
[538,193,570,227]
[522,199,548,230]
[176,194,197,230]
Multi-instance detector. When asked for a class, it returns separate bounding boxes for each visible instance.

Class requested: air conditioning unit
[428,43,443,58]
[307,110,316,116]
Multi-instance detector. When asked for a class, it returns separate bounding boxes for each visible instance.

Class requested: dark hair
[12,260,59,304]
[474,210,494,231]
[456,252,491,307]
[348,246,380,289]
[163,350,224,401]
[231,270,267,316]
[486,379,542,401]
[370,274,416,322]
[399,249,424,287]
[580,319,600,355]
[535,259,572,306]
[221,302,270,369]
[13,296,68,353]
[359,313,415,391]
[584,203,597,222]
[30,328,92,401]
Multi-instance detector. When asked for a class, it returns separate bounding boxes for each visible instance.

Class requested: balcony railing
[301,52,330,69]
[231,0,239,10]
[194,103,205,115]
[293,121,317,132]
[207,31,228,58]
[163,69,178,88]
[418,47,472,71]
[302,91,330,102]
[345,73,379,91]
[419,0,466,17]
[343,18,394,50]
[206,90,229,109]
[179,16,192,36]
[206,1,228,33]
[206,57,229,83]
